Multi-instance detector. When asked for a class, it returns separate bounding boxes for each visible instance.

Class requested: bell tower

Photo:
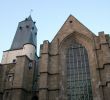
[1,15,37,64]
[0,16,38,100]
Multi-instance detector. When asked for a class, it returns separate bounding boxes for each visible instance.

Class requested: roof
[10,16,37,50]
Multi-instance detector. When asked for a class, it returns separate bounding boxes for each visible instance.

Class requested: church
[0,15,110,100]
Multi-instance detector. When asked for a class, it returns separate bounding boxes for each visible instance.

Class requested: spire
[27,15,33,21]
[25,15,33,21]
[25,9,33,21]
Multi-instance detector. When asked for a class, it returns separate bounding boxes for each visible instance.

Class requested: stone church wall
[0,15,110,100]
[39,15,110,100]
[0,64,3,100]
[95,32,110,100]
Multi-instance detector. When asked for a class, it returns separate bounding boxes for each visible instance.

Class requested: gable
[51,15,95,43]
[50,15,96,54]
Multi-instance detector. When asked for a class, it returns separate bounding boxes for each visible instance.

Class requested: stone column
[39,40,49,100]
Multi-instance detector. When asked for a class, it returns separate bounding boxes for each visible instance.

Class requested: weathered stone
[0,15,110,100]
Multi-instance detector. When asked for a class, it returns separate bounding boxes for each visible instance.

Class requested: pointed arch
[58,32,96,100]
[66,41,93,100]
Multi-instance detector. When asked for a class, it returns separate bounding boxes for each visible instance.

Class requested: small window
[32,27,34,30]
[8,74,14,82]
[19,26,22,30]
[13,59,16,63]
[34,21,36,24]
[28,62,32,70]
[69,21,73,23]
[35,32,37,35]
[26,25,29,28]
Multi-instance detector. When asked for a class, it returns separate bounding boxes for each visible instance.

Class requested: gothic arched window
[66,42,93,100]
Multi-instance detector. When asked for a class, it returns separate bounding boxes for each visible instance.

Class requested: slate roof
[10,16,37,50]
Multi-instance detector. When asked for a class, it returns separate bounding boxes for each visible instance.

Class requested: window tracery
[66,42,93,100]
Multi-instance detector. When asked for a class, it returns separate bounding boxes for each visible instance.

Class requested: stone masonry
[0,15,110,100]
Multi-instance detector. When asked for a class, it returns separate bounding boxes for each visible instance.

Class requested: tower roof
[10,16,37,50]
[26,15,33,21]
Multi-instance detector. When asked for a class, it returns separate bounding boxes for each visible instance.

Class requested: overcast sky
[0,0,110,61]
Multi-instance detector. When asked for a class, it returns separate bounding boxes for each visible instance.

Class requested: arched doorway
[31,95,38,100]
[66,42,93,100]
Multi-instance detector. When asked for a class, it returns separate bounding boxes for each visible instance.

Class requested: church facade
[0,15,110,100]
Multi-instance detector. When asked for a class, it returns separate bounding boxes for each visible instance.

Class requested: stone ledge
[96,63,110,69]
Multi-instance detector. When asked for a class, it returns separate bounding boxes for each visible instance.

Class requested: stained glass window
[66,42,93,100]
